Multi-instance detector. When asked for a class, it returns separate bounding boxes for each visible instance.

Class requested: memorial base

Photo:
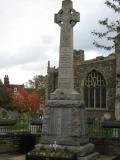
[31,143,99,160]
[34,100,99,160]
[41,100,87,146]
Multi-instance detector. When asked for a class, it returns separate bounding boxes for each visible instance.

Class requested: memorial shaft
[55,0,80,92]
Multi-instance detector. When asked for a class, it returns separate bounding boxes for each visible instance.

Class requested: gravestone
[37,0,99,159]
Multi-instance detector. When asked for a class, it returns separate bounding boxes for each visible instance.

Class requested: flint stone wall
[0,133,38,154]
[47,52,116,120]
[90,137,120,156]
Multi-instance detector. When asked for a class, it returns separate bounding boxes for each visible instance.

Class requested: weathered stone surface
[39,1,98,160]
[47,53,116,120]
[41,100,88,146]
[77,152,99,160]
[40,135,89,146]
[115,34,120,120]
[36,143,95,156]
[90,137,120,156]
[51,0,80,100]
[75,57,116,120]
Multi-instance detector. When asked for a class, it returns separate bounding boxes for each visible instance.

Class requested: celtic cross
[55,0,80,27]
[51,0,80,99]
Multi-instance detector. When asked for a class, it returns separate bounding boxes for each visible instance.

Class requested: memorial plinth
[35,0,99,160]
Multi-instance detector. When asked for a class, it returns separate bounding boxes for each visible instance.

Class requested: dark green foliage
[0,88,14,110]
[92,0,120,50]
[0,79,3,85]
[0,88,10,105]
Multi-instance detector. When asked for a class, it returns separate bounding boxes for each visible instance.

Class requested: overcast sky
[0,0,118,85]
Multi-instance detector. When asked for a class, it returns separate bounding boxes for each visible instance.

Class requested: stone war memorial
[27,0,99,160]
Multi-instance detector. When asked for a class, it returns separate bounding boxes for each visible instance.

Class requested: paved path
[98,155,116,160]
[0,154,25,160]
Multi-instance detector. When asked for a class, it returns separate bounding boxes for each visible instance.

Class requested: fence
[1,119,120,155]
[88,121,120,138]
[0,119,120,138]
[0,118,42,135]
[0,118,42,154]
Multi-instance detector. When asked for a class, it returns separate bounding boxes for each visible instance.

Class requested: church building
[46,33,120,122]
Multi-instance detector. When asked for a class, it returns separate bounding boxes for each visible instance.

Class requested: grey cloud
[74,0,118,55]
[0,0,119,84]
[0,45,48,68]
[20,61,47,73]
[0,32,58,69]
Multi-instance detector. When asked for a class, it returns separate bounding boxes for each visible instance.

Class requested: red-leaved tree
[12,88,44,113]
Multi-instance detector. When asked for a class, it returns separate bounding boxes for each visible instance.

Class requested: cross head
[54,0,80,27]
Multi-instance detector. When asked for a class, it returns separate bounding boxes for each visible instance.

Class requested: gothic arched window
[84,70,106,109]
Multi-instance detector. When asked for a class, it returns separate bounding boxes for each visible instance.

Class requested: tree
[0,88,10,105]
[25,75,47,97]
[0,87,14,110]
[12,88,44,113]
[0,79,3,85]
[92,0,120,50]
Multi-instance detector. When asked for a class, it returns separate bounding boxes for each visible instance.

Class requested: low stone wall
[90,137,120,156]
[0,134,20,153]
[1,133,119,155]
[0,132,40,154]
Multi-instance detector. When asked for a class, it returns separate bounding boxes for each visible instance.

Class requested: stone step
[77,152,99,160]
[77,143,95,157]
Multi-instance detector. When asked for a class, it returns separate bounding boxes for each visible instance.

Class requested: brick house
[0,75,45,113]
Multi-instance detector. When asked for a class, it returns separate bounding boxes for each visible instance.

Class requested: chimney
[4,75,9,86]
[47,61,50,73]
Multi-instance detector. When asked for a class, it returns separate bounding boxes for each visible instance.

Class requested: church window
[84,70,106,109]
